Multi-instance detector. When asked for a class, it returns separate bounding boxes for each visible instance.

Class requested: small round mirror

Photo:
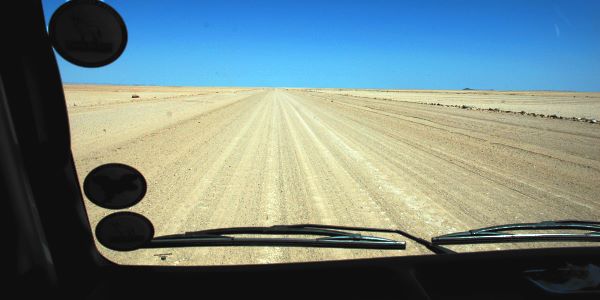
[49,0,127,67]
[83,163,147,209]
[96,212,154,251]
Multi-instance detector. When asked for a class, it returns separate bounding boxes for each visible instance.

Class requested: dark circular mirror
[83,163,147,209]
[49,0,127,67]
[96,212,154,251]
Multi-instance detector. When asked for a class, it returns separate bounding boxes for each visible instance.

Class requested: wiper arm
[148,224,407,250]
[432,220,600,245]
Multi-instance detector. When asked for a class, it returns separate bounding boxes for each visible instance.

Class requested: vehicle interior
[3,1,599,299]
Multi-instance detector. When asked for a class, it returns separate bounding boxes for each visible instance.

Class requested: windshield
[42,0,600,265]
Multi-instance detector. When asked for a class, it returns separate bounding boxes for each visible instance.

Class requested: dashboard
[86,247,600,299]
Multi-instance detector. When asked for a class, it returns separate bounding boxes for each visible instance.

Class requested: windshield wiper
[147,224,405,250]
[142,224,428,250]
[431,220,600,245]
[147,224,452,253]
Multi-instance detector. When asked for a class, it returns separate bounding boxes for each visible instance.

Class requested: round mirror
[83,163,147,209]
[96,212,154,251]
[49,0,127,67]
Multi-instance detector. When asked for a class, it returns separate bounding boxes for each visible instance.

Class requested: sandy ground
[65,85,600,266]
[308,89,600,120]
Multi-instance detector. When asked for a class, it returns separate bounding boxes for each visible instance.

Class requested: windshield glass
[42,0,600,265]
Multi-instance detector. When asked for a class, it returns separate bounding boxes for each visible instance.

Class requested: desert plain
[64,85,600,265]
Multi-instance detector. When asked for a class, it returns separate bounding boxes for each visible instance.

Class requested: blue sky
[43,0,600,91]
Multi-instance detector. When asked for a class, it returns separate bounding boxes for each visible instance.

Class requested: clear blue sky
[43,0,600,91]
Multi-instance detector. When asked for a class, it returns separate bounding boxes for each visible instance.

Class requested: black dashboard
[85,247,599,299]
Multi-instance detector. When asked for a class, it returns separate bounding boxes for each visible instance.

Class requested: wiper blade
[148,224,407,250]
[432,220,600,245]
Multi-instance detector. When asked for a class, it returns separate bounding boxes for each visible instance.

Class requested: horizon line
[61,82,599,93]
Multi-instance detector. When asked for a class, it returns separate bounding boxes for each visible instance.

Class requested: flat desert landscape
[64,84,600,265]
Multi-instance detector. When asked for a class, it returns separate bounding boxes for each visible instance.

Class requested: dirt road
[67,86,600,265]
